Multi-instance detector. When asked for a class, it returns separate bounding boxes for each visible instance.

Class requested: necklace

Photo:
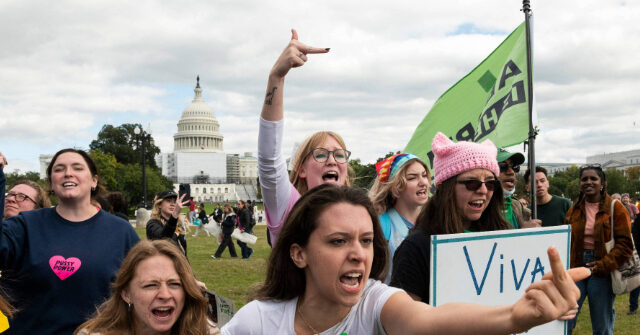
[297,302,320,335]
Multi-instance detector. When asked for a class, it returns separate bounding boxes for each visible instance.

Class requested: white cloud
[1,0,639,173]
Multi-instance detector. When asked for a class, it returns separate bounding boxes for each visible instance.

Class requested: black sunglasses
[498,162,520,173]
[456,179,500,192]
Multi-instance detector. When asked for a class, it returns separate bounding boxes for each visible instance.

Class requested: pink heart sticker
[49,255,82,280]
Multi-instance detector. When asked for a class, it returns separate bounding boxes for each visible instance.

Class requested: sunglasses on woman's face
[456,179,500,192]
[498,162,520,173]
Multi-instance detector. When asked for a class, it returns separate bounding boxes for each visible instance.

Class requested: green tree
[605,168,627,194]
[5,171,42,187]
[89,123,160,169]
[626,166,640,181]
[89,149,119,191]
[116,163,173,207]
[89,146,173,207]
[565,179,580,201]
[350,158,377,190]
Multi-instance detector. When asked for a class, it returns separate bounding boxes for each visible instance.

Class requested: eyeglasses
[456,179,500,192]
[5,192,36,204]
[308,148,351,163]
[498,162,520,173]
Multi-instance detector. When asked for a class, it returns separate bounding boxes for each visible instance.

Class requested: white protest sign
[206,290,236,327]
[430,226,571,335]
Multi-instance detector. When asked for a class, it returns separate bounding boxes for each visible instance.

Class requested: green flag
[404,22,530,169]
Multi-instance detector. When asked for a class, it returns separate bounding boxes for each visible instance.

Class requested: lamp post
[134,125,153,208]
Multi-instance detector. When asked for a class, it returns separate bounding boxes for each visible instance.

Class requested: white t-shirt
[221,279,401,335]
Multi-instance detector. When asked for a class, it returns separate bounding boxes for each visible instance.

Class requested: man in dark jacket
[212,204,237,258]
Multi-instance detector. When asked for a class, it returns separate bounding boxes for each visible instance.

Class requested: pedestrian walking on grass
[212,204,237,258]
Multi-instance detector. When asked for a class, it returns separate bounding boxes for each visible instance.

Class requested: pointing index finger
[306,47,331,54]
[548,246,567,282]
[291,29,298,41]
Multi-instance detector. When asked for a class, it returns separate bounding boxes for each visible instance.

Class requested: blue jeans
[568,250,616,335]
[237,227,254,258]
[630,286,640,312]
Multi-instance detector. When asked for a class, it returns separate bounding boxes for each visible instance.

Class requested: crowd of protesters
[0,30,637,335]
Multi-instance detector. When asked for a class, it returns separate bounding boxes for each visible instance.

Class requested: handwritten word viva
[463,242,545,295]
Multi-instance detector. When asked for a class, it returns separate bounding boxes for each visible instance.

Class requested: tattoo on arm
[264,87,278,105]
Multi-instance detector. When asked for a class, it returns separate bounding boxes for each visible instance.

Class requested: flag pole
[523,0,538,219]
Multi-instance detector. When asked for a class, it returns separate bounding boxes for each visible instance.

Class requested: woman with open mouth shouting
[258,29,352,245]
[390,132,511,303]
[76,240,219,335]
[0,148,140,334]
[369,153,430,282]
[222,184,589,335]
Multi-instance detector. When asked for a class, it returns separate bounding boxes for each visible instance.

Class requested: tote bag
[606,199,640,294]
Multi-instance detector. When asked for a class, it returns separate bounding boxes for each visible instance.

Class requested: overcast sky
[1,0,638,174]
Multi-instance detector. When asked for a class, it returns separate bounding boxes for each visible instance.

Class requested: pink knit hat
[432,132,499,185]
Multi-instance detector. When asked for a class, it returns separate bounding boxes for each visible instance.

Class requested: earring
[91,187,96,192]
[126,301,132,310]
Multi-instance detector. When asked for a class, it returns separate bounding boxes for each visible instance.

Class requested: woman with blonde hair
[147,190,189,255]
[369,153,430,282]
[75,239,219,335]
[259,29,352,244]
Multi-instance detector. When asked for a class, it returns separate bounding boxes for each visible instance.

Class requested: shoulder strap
[379,213,392,241]
[610,199,618,242]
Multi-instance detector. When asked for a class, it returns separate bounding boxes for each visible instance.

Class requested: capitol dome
[173,76,224,153]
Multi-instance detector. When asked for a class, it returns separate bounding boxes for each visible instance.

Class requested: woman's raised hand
[269,29,330,79]
[510,247,590,332]
[172,194,190,219]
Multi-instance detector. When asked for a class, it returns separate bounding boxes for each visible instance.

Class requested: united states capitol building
[38,78,258,203]
[157,77,259,203]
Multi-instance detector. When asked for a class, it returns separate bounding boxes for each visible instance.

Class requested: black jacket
[237,208,252,231]
[198,209,208,224]
[146,216,183,250]
[221,213,237,235]
[213,208,223,223]
[146,216,177,240]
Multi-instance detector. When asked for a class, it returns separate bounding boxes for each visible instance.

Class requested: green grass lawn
[135,226,638,333]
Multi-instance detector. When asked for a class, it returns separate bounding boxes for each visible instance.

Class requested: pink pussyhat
[431,132,499,185]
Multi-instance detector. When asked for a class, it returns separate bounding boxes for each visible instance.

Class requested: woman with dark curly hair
[566,164,633,335]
